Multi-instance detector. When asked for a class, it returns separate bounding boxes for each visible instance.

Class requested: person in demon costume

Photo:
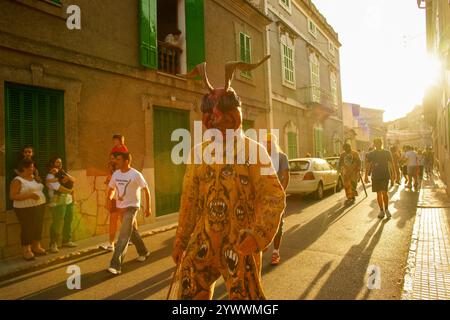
[171,56,286,300]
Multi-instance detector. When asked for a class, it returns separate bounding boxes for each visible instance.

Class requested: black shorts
[372,179,389,192]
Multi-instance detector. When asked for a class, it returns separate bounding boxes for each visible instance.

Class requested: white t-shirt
[404,151,418,167]
[108,168,148,209]
[46,173,73,206]
[13,176,46,208]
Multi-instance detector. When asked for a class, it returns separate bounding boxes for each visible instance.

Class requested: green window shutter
[240,33,246,61]
[5,83,65,209]
[139,0,158,69]
[314,128,323,157]
[245,36,251,62]
[185,0,206,71]
[239,33,251,78]
[287,132,297,159]
[242,119,254,133]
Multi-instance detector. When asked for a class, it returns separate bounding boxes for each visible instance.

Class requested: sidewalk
[0,212,179,283]
[402,174,450,300]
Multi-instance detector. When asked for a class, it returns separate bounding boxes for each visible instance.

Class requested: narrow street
[0,183,417,300]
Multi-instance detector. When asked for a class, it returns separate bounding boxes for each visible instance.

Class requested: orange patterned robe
[173,133,286,299]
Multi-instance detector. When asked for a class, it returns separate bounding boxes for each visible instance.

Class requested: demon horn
[224,55,270,90]
[178,62,214,93]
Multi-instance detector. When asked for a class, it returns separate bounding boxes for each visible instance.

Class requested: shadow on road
[17,244,173,300]
[214,197,357,299]
[312,219,387,299]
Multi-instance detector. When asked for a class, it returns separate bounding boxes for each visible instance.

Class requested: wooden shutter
[139,0,158,69]
[5,83,65,209]
[287,132,297,159]
[185,0,206,72]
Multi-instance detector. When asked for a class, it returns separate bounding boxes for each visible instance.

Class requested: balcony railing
[158,41,182,75]
[298,86,338,113]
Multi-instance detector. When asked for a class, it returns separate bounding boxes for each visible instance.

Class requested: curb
[0,223,178,284]
[401,207,421,300]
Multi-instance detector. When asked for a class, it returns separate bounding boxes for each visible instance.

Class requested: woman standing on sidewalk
[47,156,77,253]
[10,158,47,260]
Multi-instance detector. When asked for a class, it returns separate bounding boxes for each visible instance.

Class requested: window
[314,125,323,158]
[280,0,291,12]
[333,133,341,155]
[309,53,320,103]
[5,83,65,209]
[282,43,295,86]
[330,72,338,106]
[328,41,335,56]
[289,161,309,172]
[242,119,255,133]
[287,132,298,159]
[308,20,317,38]
[139,0,206,73]
[239,32,252,78]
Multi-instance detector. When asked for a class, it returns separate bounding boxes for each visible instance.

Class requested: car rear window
[327,159,338,169]
[289,161,310,172]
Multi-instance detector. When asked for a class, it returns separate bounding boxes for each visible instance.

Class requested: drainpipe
[264,0,274,130]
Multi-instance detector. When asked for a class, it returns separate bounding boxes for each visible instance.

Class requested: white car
[286,158,340,199]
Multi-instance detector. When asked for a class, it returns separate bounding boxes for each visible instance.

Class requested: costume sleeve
[247,145,286,251]
[174,151,200,251]
[354,151,362,170]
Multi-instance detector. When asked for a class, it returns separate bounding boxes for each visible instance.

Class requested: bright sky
[312,0,435,122]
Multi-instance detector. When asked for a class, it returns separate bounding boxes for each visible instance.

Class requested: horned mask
[181,56,270,132]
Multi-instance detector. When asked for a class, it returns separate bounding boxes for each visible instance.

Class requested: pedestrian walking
[389,145,401,186]
[10,158,47,260]
[172,56,285,300]
[402,145,419,190]
[417,149,425,183]
[47,156,77,253]
[104,153,121,251]
[106,152,151,275]
[338,143,361,203]
[365,138,394,219]
[424,146,434,178]
[262,133,290,266]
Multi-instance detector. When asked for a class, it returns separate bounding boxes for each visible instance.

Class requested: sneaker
[50,242,59,253]
[271,251,280,265]
[107,267,121,275]
[136,251,150,262]
[62,242,78,248]
[106,243,115,252]
[378,210,385,219]
[385,209,392,219]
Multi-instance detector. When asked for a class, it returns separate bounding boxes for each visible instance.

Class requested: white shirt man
[107,152,152,275]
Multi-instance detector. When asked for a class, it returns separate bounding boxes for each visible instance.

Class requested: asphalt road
[0,183,418,300]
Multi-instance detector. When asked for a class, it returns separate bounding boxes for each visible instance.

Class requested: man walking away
[106,152,152,275]
[365,138,394,219]
[402,145,419,190]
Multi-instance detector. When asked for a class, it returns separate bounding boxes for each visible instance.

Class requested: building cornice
[214,0,273,27]
[0,30,206,94]
[293,0,341,47]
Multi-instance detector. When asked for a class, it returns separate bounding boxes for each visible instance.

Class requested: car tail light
[303,172,315,180]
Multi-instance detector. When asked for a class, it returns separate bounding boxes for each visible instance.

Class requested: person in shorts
[365,138,394,219]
